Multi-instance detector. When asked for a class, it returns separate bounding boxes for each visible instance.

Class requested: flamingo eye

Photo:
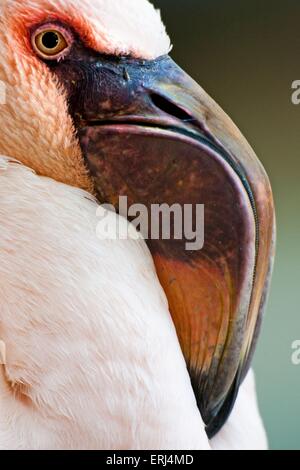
[32,24,73,60]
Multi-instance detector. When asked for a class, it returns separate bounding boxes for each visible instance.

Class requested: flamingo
[0,0,275,450]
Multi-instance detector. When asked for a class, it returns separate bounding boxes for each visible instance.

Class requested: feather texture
[0,156,209,450]
[0,0,171,59]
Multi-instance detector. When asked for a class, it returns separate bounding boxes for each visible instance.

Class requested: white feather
[0,156,209,450]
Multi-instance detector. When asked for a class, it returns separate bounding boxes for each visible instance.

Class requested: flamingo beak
[50,53,275,437]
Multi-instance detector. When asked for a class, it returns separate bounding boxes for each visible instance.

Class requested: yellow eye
[32,25,72,59]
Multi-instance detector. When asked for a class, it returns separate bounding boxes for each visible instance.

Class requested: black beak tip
[205,374,240,439]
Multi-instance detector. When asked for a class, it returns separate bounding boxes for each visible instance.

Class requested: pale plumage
[0,157,209,450]
[0,157,267,450]
[0,0,171,59]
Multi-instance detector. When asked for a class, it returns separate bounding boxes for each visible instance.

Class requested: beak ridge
[51,52,275,437]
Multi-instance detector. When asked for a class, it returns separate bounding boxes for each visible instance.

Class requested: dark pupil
[42,32,59,49]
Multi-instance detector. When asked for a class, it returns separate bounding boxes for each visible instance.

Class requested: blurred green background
[153,0,300,450]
